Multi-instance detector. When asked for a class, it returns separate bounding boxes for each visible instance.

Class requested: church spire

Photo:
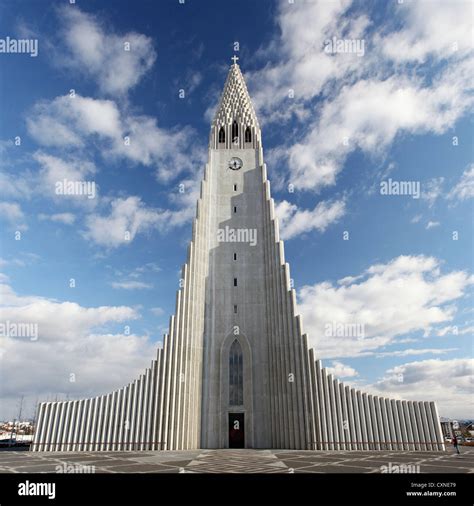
[211,58,260,149]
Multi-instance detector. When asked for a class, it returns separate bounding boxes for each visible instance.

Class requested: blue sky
[0,0,472,421]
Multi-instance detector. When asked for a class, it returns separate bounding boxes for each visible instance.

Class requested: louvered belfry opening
[244,126,252,143]
[231,120,239,144]
[218,126,225,144]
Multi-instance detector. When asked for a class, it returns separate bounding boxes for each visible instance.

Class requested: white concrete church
[32,61,445,453]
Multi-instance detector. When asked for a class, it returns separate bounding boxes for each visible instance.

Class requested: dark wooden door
[228,413,245,448]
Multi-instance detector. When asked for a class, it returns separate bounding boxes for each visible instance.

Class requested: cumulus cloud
[285,66,473,191]
[326,360,359,378]
[297,255,473,358]
[83,196,170,248]
[369,358,473,419]
[55,6,156,95]
[33,151,98,206]
[378,1,473,63]
[0,281,155,420]
[0,202,27,231]
[83,195,195,249]
[247,0,473,192]
[275,199,345,239]
[27,94,205,182]
[0,202,25,222]
[27,95,121,148]
[0,170,33,200]
[33,95,120,148]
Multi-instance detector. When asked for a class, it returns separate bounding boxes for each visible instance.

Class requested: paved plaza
[0,448,472,474]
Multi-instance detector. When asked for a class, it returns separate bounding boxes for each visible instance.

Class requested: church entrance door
[228,413,245,448]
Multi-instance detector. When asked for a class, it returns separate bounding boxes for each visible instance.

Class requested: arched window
[229,340,243,406]
[218,127,225,144]
[231,121,239,143]
[244,126,252,143]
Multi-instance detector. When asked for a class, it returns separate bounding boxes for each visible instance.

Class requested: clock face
[229,157,243,170]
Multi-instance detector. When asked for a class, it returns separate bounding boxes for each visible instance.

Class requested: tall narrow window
[233,253,237,261]
[229,340,243,405]
[244,126,252,143]
[232,121,239,143]
[234,206,237,213]
[218,127,225,144]
[233,184,237,191]
[234,277,237,287]
[233,304,238,314]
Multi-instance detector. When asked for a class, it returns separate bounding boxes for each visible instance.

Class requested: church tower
[32,61,445,452]
[201,60,306,448]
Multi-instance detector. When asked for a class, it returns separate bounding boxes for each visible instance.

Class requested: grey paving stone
[0,449,472,474]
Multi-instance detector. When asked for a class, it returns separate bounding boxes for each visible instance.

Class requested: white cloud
[248,0,361,120]
[127,262,161,278]
[27,95,121,148]
[0,202,24,222]
[83,196,183,248]
[55,6,156,95]
[0,202,27,230]
[165,169,206,228]
[0,281,154,420]
[378,1,473,63]
[297,255,473,358]
[275,199,345,240]
[447,165,474,202]
[375,347,457,358]
[247,0,473,192]
[426,221,440,230]
[84,197,164,248]
[110,280,153,290]
[38,213,76,225]
[150,307,165,316]
[326,360,358,378]
[0,170,33,199]
[422,177,444,207]
[177,70,203,96]
[0,253,40,269]
[369,358,473,419]
[285,67,472,191]
[27,94,205,182]
[436,325,473,337]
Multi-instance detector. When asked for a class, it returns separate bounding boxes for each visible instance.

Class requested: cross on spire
[231,55,239,65]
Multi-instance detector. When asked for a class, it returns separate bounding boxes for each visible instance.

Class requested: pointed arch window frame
[229,339,243,406]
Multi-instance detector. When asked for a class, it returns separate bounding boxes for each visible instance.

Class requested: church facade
[32,62,445,452]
